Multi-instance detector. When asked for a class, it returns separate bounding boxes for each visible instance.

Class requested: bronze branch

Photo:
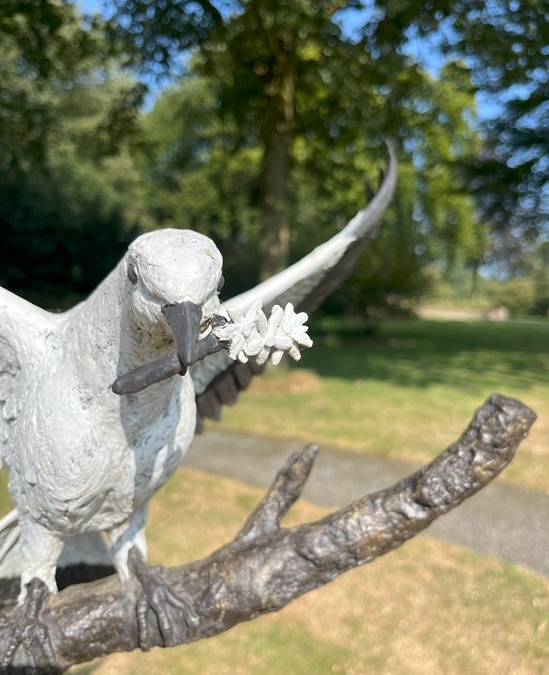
[0,394,536,673]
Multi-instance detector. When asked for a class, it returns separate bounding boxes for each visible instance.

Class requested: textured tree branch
[0,394,536,673]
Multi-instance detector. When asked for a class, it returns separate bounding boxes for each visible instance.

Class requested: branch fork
[0,394,536,672]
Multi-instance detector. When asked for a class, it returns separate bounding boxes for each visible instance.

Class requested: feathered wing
[0,147,396,581]
[0,335,20,471]
[191,142,397,424]
[0,287,63,576]
[0,287,61,469]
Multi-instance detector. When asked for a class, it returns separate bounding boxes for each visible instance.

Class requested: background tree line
[0,0,546,315]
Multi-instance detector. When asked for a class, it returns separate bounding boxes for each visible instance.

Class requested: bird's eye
[128,262,139,284]
[217,275,225,293]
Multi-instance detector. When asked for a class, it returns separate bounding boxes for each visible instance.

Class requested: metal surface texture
[0,395,536,672]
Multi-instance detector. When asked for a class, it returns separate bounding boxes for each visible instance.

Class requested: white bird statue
[0,144,396,652]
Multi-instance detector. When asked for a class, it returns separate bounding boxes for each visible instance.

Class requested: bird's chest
[13,370,193,533]
[13,382,128,526]
[125,382,194,504]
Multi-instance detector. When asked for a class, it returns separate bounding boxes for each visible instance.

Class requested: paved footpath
[187,430,549,578]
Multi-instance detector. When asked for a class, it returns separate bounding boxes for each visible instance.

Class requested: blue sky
[79,0,103,12]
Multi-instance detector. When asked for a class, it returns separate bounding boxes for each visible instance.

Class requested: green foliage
[0,6,145,305]
[1,0,545,312]
[115,0,493,281]
[0,154,137,306]
[532,242,549,315]
[483,277,537,317]
[447,0,548,263]
[140,55,483,310]
[0,1,114,172]
[111,0,224,72]
[113,0,547,282]
[138,76,262,297]
[0,0,101,78]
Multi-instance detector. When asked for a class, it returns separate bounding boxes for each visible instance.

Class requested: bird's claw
[0,578,61,673]
[129,548,198,651]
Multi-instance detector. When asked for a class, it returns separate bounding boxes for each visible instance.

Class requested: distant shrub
[484,277,537,316]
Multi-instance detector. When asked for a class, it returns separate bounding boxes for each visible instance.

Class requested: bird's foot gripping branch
[0,394,536,672]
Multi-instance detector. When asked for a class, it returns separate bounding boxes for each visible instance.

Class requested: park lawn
[214,318,549,494]
[0,319,546,674]
[69,468,548,675]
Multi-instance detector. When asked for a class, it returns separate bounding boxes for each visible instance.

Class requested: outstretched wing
[0,287,60,467]
[191,142,397,426]
[0,335,20,469]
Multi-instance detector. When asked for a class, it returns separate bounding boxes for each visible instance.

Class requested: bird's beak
[112,301,227,396]
[162,301,207,368]
[163,301,228,370]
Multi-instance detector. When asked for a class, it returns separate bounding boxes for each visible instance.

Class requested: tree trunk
[469,259,480,300]
[259,38,295,280]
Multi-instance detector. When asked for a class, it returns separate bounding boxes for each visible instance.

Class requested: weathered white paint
[0,229,313,601]
[0,143,396,597]
[0,230,224,600]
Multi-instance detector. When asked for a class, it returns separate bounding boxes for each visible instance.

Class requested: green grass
[216,318,549,493]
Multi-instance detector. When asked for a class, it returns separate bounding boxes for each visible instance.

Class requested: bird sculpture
[0,144,396,653]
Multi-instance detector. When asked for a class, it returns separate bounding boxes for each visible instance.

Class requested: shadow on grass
[299,319,549,392]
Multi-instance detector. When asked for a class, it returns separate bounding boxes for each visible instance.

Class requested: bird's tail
[0,508,21,579]
[0,509,114,582]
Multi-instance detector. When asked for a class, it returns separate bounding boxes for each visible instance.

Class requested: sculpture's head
[124,229,225,367]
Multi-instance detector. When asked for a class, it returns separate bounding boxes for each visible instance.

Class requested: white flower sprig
[214,301,313,366]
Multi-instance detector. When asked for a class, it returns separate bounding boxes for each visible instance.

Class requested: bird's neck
[63,267,175,389]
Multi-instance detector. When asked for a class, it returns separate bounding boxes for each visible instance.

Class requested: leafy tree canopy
[110,0,547,279]
[0,1,144,304]
[440,0,548,258]
[1,0,546,309]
